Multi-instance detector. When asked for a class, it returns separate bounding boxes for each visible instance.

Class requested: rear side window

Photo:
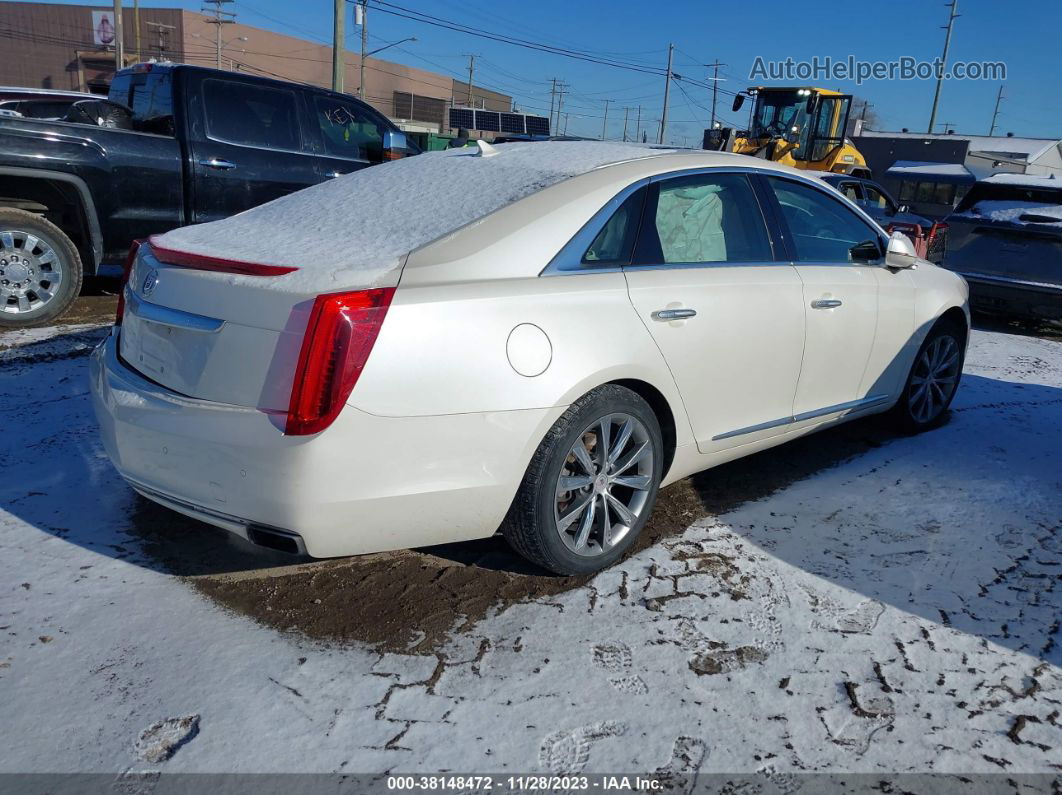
[314,95,385,162]
[582,187,646,265]
[203,79,300,151]
[768,177,882,263]
[837,182,861,202]
[129,71,174,135]
[633,173,772,265]
[862,184,892,211]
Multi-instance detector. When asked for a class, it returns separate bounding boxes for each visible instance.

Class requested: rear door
[186,74,321,225]
[761,175,884,419]
[622,170,806,454]
[305,92,392,180]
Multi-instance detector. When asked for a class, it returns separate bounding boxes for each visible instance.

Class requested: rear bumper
[89,332,561,557]
[953,271,1062,321]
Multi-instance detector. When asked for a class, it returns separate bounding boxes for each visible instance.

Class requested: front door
[762,175,883,419]
[622,171,805,454]
[187,75,321,225]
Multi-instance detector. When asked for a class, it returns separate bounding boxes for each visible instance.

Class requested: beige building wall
[0,2,184,92]
[0,2,512,133]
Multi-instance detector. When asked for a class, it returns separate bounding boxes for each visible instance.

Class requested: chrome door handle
[652,308,697,321]
[811,299,843,309]
[198,158,237,170]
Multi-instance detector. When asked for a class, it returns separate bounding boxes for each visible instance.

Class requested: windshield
[750,91,809,139]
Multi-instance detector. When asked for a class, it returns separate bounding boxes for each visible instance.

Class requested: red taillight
[115,239,143,326]
[147,236,299,276]
[285,288,395,436]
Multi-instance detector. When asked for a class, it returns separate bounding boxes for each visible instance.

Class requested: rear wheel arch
[609,378,677,479]
[0,170,101,273]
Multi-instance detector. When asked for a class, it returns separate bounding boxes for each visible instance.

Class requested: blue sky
[17,0,1062,143]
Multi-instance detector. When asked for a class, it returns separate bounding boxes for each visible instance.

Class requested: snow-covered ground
[0,325,1058,776]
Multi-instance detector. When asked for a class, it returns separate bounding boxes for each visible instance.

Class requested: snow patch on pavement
[0,328,1059,773]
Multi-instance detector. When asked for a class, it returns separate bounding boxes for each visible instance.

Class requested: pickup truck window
[204,79,301,152]
[313,95,384,162]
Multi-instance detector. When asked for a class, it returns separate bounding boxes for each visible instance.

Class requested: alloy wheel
[908,334,961,423]
[0,229,63,316]
[554,412,655,557]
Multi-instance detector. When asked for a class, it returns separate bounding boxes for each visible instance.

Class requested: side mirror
[382,129,407,160]
[884,231,919,268]
[897,204,909,213]
[732,94,745,113]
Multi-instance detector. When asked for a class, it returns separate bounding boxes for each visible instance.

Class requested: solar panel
[499,112,525,134]
[474,110,501,132]
[448,107,474,130]
[524,115,550,136]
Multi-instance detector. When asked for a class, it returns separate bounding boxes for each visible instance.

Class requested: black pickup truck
[0,63,412,327]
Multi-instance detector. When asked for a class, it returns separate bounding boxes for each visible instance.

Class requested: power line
[364,0,668,76]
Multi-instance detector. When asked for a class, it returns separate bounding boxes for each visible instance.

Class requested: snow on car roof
[153,141,673,289]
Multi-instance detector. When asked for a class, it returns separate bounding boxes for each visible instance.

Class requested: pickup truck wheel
[0,208,83,328]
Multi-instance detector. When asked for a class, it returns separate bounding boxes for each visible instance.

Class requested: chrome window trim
[540,165,890,277]
[541,178,650,276]
[712,393,890,441]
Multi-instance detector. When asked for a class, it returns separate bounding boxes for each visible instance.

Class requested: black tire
[504,384,664,575]
[0,208,83,328]
[889,319,966,433]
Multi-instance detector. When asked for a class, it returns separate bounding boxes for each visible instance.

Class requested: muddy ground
[21,293,1062,656]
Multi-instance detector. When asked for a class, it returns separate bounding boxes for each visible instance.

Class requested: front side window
[768,177,882,264]
[314,96,385,162]
[633,173,772,265]
[898,180,917,202]
[203,79,300,151]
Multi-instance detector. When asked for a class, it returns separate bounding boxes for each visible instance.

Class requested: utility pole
[133,0,141,61]
[927,0,959,134]
[555,82,566,131]
[622,107,629,142]
[357,0,367,98]
[548,78,557,130]
[145,21,174,59]
[601,99,610,140]
[706,60,724,128]
[112,0,124,72]
[464,55,476,106]
[989,83,1004,136]
[203,0,235,71]
[563,113,569,135]
[658,43,673,144]
[635,105,641,142]
[330,0,344,91]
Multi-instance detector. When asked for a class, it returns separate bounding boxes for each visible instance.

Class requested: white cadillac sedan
[90,142,969,575]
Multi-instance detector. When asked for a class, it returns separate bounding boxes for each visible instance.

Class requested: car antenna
[474,140,500,158]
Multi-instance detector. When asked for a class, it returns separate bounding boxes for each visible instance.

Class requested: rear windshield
[955,182,1062,213]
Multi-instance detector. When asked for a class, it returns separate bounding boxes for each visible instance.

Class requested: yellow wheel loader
[705,87,871,178]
